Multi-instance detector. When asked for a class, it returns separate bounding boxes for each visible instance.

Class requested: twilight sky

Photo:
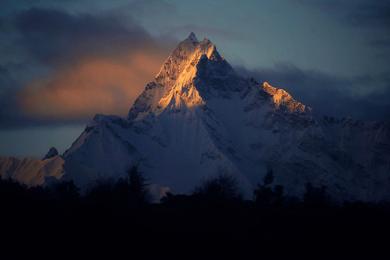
[0,0,389,157]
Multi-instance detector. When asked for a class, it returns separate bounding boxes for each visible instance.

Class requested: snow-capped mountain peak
[187,32,198,43]
[90,35,390,201]
[129,34,233,119]
[155,33,223,85]
[2,33,389,202]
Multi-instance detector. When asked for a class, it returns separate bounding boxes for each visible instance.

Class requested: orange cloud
[19,49,167,120]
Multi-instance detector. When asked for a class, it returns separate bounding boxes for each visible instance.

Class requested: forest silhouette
[1,167,389,256]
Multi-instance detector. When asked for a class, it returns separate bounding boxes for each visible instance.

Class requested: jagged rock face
[128,34,236,120]
[43,147,59,160]
[262,82,310,113]
[1,33,390,201]
[0,156,64,186]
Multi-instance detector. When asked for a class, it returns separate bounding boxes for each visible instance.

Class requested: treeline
[0,167,336,210]
[0,167,389,255]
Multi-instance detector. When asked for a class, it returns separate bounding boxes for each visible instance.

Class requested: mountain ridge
[1,33,389,202]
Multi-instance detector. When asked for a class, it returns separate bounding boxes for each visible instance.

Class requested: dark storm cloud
[286,1,390,115]
[0,7,173,129]
[236,64,390,121]
[296,0,390,28]
[0,65,16,94]
[336,1,390,29]
[369,38,390,48]
[126,0,177,15]
[13,8,155,65]
[0,65,10,83]
[297,0,390,48]
[0,1,389,129]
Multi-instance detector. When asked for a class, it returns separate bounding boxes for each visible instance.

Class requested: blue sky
[0,0,389,156]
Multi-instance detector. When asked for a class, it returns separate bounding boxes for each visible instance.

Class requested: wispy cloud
[296,0,390,28]
[296,0,390,49]
[19,50,166,120]
[0,7,174,128]
[236,63,390,120]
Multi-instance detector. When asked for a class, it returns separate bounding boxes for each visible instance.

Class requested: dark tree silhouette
[303,182,329,207]
[254,169,284,207]
[263,169,274,186]
[50,181,80,202]
[193,174,241,201]
[127,165,150,207]
[85,179,116,207]
[82,166,150,209]
[0,178,28,206]
[1,171,389,253]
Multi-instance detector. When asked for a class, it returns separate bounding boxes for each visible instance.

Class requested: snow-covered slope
[62,114,140,189]
[1,33,389,201]
[0,155,64,186]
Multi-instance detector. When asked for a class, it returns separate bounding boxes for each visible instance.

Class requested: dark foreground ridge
[1,168,389,258]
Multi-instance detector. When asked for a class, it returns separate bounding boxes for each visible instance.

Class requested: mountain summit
[130,33,308,122]
[130,33,237,119]
[1,34,389,201]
